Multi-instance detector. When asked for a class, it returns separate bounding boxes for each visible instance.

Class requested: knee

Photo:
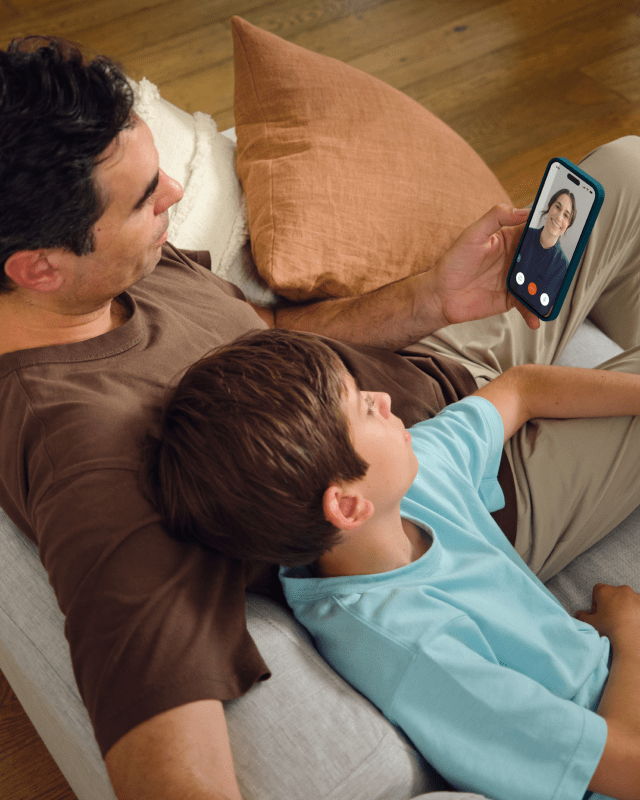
[578,135,640,204]
[580,135,640,176]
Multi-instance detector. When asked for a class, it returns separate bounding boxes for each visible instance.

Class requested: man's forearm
[272,269,444,350]
[105,700,243,800]
[251,204,538,346]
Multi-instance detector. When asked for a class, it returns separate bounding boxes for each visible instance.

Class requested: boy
[145,328,640,800]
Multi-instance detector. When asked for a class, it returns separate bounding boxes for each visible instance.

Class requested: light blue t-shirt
[281,396,610,800]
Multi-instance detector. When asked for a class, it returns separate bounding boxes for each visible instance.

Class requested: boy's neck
[317,512,430,578]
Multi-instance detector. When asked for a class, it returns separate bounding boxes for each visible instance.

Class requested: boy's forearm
[475,364,640,442]
[588,650,640,798]
[516,364,640,421]
[576,585,640,798]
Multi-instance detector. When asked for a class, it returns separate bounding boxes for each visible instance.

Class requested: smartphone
[507,157,604,320]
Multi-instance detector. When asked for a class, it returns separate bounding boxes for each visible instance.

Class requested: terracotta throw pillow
[232,16,511,300]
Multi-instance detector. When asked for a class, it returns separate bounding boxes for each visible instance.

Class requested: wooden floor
[1,0,639,798]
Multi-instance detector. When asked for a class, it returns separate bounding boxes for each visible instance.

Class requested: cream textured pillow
[131,77,277,305]
[232,16,511,301]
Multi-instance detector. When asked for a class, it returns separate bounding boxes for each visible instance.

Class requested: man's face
[340,372,419,513]
[56,118,183,311]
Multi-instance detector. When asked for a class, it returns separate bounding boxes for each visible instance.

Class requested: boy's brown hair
[144,329,369,566]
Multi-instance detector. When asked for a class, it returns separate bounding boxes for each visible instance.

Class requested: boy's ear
[323,484,374,531]
[4,250,64,292]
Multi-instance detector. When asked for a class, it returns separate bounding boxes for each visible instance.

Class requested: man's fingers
[520,307,540,330]
[507,294,541,330]
[476,204,529,238]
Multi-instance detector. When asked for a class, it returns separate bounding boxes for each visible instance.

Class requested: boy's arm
[474,364,640,443]
[576,584,640,799]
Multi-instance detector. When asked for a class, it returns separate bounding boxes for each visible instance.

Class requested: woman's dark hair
[541,189,577,231]
[0,36,135,291]
[143,329,369,567]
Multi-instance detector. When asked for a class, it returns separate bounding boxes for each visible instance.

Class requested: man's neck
[317,513,429,578]
[0,295,126,355]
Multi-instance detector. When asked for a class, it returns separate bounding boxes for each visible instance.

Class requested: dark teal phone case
[507,157,605,321]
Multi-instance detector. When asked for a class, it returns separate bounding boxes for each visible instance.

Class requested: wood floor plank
[0,671,77,800]
[264,0,497,59]
[443,69,633,166]
[583,45,640,104]
[0,0,19,25]
[150,58,236,121]
[78,1,391,90]
[119,22,231,86]
[412,1,640,105]
[494,107,640,206]
[345,0,623,92]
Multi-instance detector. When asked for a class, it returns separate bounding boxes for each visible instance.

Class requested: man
[1,35,639,800]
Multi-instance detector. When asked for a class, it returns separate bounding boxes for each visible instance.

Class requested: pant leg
[509,347,640,581]
[421,136,640,577]
[582,137,640,349]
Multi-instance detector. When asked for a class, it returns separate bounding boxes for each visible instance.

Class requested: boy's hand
[431,204,540,330]
[576,583,640,652]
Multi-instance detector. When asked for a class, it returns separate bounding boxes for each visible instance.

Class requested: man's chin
[131,250,163,288]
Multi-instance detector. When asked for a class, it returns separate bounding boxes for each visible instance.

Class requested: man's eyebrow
[131,171,160,212]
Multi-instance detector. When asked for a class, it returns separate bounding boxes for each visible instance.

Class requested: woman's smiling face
[543,192,574,241]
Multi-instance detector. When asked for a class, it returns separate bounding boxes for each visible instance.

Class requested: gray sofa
[1,81,638,800]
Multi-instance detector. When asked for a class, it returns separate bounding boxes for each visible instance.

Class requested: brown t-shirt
[0,245,513,757]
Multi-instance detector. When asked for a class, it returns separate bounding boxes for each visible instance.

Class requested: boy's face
[341,373,419,511]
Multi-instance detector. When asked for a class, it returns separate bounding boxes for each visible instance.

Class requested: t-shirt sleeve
[411,395,505,512]
[386,618,607,800]
[34,464,269,757]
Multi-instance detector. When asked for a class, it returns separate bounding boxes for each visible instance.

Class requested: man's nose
[156,170,184,214]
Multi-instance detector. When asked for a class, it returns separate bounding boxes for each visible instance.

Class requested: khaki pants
[422,135,640,582]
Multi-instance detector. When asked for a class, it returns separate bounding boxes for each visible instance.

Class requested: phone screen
[508,160,598,318]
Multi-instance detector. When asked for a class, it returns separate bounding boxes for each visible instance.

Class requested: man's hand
[431,204,539,330]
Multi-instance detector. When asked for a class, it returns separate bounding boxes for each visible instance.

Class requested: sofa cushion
[227,594,443,799]
[232,16,510,301]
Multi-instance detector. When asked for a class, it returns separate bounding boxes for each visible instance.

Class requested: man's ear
[323,484,374,531]
[4,250,64,292]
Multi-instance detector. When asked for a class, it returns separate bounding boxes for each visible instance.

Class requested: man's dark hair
[0,36,135,291]
[144,329,369,567]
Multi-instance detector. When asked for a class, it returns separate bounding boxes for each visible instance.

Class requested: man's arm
[474,363,640,443]
[251,205,537,349]
[575,584,640,799]
[104,700,243,800]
